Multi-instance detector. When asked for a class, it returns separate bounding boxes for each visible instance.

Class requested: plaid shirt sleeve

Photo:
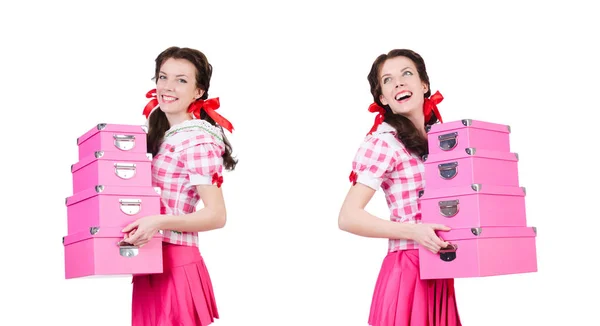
[351,136,398,190]
[178,135,225,186]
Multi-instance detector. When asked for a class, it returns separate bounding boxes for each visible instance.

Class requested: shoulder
[162,119,225,155]
[354,122,423,168]
[359,123,401,154]
[352,124,397,167]
[369,122,419,157]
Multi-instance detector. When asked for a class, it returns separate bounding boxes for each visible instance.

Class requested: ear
[422,82,429,95]
[379,94,389,106]
[195,89,205,99]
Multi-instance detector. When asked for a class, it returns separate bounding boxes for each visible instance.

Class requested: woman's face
[378,56,429,118]
[156,57,204,118]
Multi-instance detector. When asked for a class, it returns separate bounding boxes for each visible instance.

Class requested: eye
[403,71,413,76]
[178,79,187,83]
[158,75,166,80]
[383,77,392,84]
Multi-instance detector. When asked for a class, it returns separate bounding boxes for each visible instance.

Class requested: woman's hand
[121,215,165,247]
[409,223,451,254]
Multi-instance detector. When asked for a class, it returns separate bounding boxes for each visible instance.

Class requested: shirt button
[169,147,175,152]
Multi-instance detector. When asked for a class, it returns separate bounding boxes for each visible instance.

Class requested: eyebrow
[381,66,413,78]
[159,71,189,78]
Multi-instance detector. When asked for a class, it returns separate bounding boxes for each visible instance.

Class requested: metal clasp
[117,240,139,258]
[119,199,142,215]
[438,162,458,180]
[438,132,458,151]
[439,243,458,262]
[114,163,137,179]
[113,134,136,151]
[439,200,459,217]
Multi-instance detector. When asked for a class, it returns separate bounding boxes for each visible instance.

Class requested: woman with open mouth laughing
[123,46,237,326]
[338,49,462,325]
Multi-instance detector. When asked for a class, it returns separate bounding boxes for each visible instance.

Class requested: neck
[407,113,427,138]
[166,113,191,128]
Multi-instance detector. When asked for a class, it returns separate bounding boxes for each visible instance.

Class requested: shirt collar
[371,122,396,135]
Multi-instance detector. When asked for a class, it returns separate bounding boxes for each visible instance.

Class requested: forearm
[159,206,226,233]
[338,207,415,240]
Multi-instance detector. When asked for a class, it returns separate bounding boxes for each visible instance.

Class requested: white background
[1,0,598,325]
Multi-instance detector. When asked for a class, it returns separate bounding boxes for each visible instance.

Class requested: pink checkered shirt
[350,122,425,252]
[152,119,225,247]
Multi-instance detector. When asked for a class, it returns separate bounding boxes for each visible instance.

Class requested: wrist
[400,223,416,241]
[155,214,169,229]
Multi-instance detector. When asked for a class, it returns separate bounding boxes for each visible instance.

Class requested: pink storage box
[71,150,153,193]
[420,183,527,228]
[423,147,519,189]
[66,185,161,235]
[426,119,511,155]
[77,123,148,161]
[63,226,163,279]
[419,226,537,279]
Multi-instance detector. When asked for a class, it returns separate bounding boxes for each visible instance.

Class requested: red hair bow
[142,89,159,119]
[424,91,444,123]
[187,97,234,133]
[367,102,386,135]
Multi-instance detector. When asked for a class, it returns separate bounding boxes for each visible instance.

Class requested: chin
[390,101,422,116]
[390,107,414,116]
[159,105,178,114]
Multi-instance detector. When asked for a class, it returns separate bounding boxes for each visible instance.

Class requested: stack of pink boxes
[62,123,164,279]
[419,119,538,279]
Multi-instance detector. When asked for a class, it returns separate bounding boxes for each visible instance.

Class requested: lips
[161,95,178,103]
[395,91,412,102]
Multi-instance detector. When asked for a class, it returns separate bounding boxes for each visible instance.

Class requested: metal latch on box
[117,240,139,258]
[113,134,136,151]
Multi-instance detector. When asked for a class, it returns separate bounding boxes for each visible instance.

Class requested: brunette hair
[146,46,237,171]
[367,49,439,157]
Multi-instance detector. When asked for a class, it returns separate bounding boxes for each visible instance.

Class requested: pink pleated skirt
[369,249,461,326]
[131,242,219,326]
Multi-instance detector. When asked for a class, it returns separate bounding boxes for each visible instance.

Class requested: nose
[395,79,405,88]
[159,78,175,92]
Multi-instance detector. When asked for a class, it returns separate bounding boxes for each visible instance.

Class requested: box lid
[427,119,511,134]
[76,123,148,146]
[423,147,519,163]
[420,184,526,199]
[65,185,162,206]
[62,226,163,246]
[439,226,537,241]
[71,150,152,173]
